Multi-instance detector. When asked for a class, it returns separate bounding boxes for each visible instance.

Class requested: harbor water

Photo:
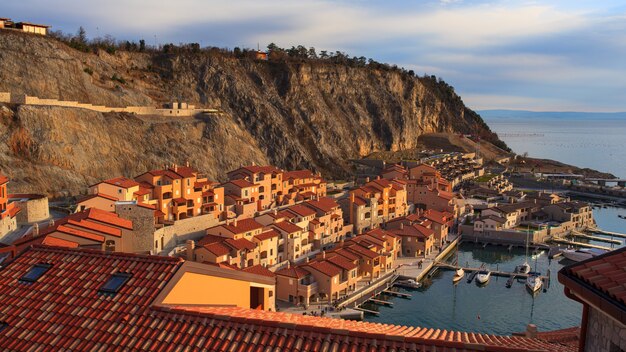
[364,206,626,335]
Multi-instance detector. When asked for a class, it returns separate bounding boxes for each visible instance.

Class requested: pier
[549,237,612,251]
[587,228,626,239]
[382,290,411,298]
[568,231,622,245]
[368,298,394,307]
[435,262,548,281]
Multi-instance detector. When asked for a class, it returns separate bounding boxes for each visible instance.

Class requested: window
[20,263,52,283]
[99,272,132,295]
[0,322,8,333]
[104,240,116,252]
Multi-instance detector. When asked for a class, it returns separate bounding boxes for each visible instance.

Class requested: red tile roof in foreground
[559,245,626,326]
[0,246,573,352]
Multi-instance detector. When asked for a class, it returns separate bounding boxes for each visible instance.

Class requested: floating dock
[368,298,393,307]
[382,290,411,298]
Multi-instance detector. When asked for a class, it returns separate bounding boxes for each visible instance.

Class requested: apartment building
[0,173,19,240]
[346,178,408,234]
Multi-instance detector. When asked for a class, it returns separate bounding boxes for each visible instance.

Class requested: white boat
[516,262,531,274]
[453,268,465,282]
[563,248,608,262]
[476,270,491,285]
[526,275,543,293]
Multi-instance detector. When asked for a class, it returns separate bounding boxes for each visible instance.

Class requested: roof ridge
[30,244,184,263]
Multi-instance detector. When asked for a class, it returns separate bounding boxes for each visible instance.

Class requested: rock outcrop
[0,30,505,196]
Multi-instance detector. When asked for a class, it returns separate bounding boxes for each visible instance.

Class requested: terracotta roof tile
[271,221,303,234]
[275,266,310,279]
[304,197,339,213]
[102,176,140,189]
[242,265,276,278]
[254,229,280,242]
[220,218,264,234]
[224,238,257,251]
[286,204,316,217]
[0,246,573,352]
[305,260,342,277]
[202,242,231,256]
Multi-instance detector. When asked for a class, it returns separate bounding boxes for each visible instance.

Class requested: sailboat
[526,275,542,293]
[516,227,531,274]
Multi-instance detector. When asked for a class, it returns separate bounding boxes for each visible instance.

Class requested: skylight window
[19,263,52,283]
[99,272,132,295]
[0,322,8,333]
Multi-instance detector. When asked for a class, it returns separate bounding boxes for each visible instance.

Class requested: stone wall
[0,215,17,243]
[585,306,626,352]
[10,195,49,224]
[154,213,222,254]
[2,92,218,116]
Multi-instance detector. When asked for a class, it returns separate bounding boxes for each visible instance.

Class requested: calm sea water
[364,206,626,335]
[483,116,626,179]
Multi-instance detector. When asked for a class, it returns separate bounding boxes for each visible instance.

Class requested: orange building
[347,178,408,234]
[135,164,223,222]
[226,165,327,212]
[0,173,20,239]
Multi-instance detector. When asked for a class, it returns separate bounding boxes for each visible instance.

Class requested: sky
[2,0,626,112]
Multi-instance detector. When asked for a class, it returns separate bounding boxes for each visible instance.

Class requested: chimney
[274,208,278,215]
[252,161,256,166]
[49,219,55,228]
[400,223,404,230]
[525,324,537,338]
[186,240,195,261]
[233,218,238,227]
[365,177,370,183]
[376,176,380,180]
[174,164,178,172]
[287,261,291,269]
[186,160,190,167]
[33,223,39,236]
[305,256,310,263]
[322,251,326,259]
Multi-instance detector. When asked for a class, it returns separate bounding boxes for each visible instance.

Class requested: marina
[362,205,625,335]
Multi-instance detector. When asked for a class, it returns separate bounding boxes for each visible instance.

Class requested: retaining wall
[2,92,219,116]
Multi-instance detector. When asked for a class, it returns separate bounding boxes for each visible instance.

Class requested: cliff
[0,30,507,196]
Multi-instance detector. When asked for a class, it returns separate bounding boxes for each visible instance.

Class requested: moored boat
[515,262,531,274]
[453,268,465,283]
[526,275,542,293]
[476,270,491,285]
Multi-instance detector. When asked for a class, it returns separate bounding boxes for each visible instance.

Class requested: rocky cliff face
[0,30,504,196]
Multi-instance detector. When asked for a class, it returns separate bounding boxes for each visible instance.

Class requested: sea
[480,110,626,179]
[363,111,626,335]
